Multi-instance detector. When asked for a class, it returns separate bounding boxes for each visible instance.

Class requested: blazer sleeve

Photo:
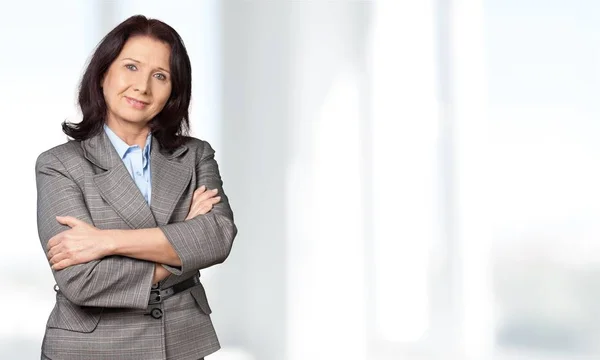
[36,151,154,309]
[158,140,238,276]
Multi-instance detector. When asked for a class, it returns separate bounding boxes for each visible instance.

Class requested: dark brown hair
[62,15,192,151]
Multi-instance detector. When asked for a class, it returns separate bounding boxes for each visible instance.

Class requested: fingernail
[212,188,219,193]
[199,185,206,191]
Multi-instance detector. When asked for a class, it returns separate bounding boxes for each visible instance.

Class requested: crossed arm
[46,184,220,283]
[36,141,237,309]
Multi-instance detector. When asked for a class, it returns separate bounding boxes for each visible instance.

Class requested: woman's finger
[47,246,56,260]
[194,185,206,195]
[188,187,208,214]
[51,258,73,271]
[195,197,219,212]
[187,192,221,219]
[47,233,64,250]
[56,216,83,228]
[49,251,68,266]
[189,186,206,204]
[196,188,218,203]
[192,187,203,199]
[189,187,213,209]
[189,193,215,214]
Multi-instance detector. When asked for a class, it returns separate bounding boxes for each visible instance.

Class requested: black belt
[145,274,200,319]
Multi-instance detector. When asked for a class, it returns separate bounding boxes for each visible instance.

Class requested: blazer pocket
[190,283,212,315]
[46,294,103,333]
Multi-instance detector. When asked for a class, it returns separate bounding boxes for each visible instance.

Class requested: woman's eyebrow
[122,57,170,74]
[122,57,141,63]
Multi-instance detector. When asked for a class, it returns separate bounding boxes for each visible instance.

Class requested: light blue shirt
[103,124,152,205]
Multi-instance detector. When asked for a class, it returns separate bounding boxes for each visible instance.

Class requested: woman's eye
[125,64,137,71]
[154,73,167,81]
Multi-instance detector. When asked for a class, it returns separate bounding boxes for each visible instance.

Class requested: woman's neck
[105,118,151,149]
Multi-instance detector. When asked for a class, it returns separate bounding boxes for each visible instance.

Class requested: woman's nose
[133,75,151,94]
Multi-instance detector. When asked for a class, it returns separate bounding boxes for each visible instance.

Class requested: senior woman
[35,15,237,360]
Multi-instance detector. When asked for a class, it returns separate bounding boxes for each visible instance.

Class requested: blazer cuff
[158,212,236,274]
[161,263,183,276]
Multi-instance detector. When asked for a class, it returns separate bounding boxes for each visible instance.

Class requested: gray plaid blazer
[35,129,237,360]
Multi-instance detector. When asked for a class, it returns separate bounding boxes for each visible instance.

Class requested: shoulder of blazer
[36,140,84,168]
[180,136,206,151]
[36,141,88,188]
[179,136,211,159]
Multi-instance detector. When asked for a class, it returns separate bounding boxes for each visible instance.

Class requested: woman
[35,15,237,360]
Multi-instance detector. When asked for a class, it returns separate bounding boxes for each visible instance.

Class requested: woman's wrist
[101,229,120,256]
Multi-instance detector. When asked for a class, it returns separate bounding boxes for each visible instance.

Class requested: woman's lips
[125,96,149,109]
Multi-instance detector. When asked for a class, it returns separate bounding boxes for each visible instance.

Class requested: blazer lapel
[150,138,192,227]
[82,130,157,229]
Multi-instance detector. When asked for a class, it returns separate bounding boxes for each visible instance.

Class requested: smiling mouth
[125,96,149,109]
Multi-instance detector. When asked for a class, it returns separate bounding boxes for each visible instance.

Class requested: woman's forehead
[118,36,171,69]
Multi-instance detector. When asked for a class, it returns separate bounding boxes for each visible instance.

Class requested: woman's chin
[111,113,152,126]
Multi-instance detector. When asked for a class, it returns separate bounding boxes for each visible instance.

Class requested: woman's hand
[185,185,221,220]
[153,263,171,284]
[47,216,112,270]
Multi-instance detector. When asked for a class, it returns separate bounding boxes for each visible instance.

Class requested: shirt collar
[103,123,152,160]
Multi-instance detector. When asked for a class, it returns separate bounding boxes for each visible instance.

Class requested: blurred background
[0,0,598,359]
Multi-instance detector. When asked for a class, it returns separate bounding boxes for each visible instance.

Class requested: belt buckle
[149,289,162,305]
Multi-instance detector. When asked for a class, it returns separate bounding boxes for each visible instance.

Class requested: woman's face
[102,35,172,129]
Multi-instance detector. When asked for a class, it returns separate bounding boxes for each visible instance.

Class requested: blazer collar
[81,129,192,229]
[81,129,189,170]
